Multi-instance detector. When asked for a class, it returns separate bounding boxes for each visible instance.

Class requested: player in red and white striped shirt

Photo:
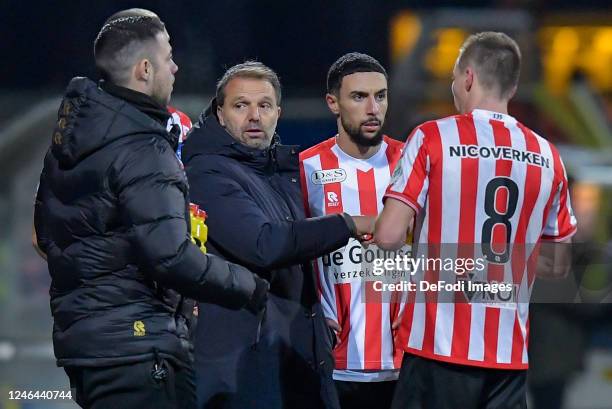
[375,33,576,409]
[300,53,405,409]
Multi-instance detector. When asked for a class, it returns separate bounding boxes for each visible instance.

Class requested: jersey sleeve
[541,156,577,241]
[384,127,430,213]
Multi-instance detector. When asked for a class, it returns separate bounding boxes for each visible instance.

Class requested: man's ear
[465,67,474,93]
[134,58,153,82]
[217,105,225,127]
[326,93,339,116]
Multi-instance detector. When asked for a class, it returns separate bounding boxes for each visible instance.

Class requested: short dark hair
[104,8,159,25]
[327,52,387,95]
[93,15,166,85]
[216,61,282,106]
[457,32,521,100]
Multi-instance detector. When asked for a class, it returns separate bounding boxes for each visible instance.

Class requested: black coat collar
[100,80,171,126]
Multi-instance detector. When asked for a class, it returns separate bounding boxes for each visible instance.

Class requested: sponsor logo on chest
[311,168,347,185]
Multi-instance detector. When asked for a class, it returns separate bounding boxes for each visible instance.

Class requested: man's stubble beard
[340,116,384,147]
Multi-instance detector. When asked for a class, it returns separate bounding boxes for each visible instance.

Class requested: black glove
[245,275,269,314]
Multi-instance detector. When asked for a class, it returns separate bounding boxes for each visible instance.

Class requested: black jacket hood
[182,98,298,173]
[51,77,173,168]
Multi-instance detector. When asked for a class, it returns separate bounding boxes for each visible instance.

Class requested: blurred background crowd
[1,1,610,408]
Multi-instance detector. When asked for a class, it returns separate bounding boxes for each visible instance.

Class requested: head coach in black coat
[182,62,375,409]
[33,15,268,409]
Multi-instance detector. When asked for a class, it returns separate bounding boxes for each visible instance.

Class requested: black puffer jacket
[34,77,258,368]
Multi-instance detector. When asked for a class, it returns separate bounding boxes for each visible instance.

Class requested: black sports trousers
[335,379,397,409]
[64,358,196,409]
[391,354,527,409]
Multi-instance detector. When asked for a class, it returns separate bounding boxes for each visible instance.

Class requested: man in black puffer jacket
[34,16,267,409]
[183,62,375,409]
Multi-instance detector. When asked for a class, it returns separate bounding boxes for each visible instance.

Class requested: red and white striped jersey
[300,135,406,379]
[385,109,577,370]
[167,106,193,143]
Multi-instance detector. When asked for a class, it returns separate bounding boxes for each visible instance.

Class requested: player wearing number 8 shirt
[300,53,405,409]
[375,32,576,409]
